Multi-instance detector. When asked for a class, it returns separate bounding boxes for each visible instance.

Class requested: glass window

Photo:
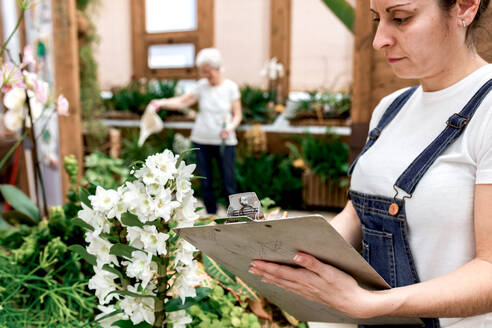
[148,44,195,69]
[145,0,197,33]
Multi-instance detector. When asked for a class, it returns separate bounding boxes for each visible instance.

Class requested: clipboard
[175,214,423,325]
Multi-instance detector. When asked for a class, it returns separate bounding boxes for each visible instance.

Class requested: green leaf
[102,264,124,280]
[120,212,143,227]
[165,287,211,312]
[69,244,97,266]
[95,309,124,323]
[203,255,236,285]
[72,218,94,231]
[1,210,37,226]
[79,187,92,208]
[105,289,157,301]
[176,147,199,166]
[112,320,152,328]
[229,277,260,301]
[0,184,40,222]
[109,243,140,259]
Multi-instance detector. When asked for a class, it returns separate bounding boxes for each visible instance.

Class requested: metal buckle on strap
[369,128,381,140]
[388,185,412,216]
[446,113,470,129]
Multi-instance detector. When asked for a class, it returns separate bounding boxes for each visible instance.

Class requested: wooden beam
[197,0,214,50]
[270,0,291,102]
[131,0,146,79]
[349,0,374,162]
[52,0,83,199]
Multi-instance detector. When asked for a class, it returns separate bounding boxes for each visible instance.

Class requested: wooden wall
[350,0,492,160]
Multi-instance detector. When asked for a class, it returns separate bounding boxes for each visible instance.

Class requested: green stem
[0,130,27,171]
[154,223,169,327]
[0,8,26,58]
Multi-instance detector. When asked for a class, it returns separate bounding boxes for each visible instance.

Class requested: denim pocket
[362,226,396,288]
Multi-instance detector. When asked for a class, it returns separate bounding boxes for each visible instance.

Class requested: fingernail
[249,267,256,274]
[250,262,257,268]
[293,255,302,263]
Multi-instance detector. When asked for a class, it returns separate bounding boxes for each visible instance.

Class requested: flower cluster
[1,45,69,132]
[77,150,201,327]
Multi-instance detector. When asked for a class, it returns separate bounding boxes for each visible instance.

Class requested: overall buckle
[446,113,470,129]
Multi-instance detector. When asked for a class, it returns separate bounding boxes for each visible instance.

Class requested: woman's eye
[393,17,410,24]
[373,17,380,23]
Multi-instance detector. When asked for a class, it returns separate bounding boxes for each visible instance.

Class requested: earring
[462,19,467,28]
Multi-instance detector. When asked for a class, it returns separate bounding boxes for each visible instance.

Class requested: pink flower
[57,94,69,116]
[34,79,49,104]
[21,45,35,68]
[0,63,25,92]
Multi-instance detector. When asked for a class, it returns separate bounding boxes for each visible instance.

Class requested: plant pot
[302,172,348,208]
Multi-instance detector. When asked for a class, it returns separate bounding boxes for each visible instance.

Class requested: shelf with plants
[287,130,350,209]
[102,79,194,122]
[285,91,351,127]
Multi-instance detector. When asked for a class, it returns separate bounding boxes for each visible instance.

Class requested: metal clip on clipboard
[215,192,265,224]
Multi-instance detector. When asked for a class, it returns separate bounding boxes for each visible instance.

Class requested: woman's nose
[372,21,394,51]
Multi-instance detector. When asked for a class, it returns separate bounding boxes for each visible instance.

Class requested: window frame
[130,0,214,80]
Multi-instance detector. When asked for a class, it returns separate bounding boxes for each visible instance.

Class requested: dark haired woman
[249,0,492,327]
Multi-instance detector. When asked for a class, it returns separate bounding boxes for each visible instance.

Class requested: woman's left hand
[249,253,377,319]
[220,129,229,139]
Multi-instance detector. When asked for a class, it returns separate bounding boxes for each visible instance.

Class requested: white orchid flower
[4,87,26,112]
[123,251,157,289]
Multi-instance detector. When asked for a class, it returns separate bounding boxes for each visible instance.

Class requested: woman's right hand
[149,99,167,111]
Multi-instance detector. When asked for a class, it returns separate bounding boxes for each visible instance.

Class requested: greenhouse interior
[1,0,492,327]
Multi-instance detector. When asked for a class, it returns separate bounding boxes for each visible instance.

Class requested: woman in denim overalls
[249,0,492,327]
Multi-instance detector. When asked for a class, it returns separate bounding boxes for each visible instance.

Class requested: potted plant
[287,131,349,208]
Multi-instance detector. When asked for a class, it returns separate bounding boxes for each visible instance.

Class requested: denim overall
[348,79,492,327]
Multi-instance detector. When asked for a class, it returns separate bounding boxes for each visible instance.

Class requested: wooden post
[197,0,214,51]
[349,0,374,163]
[130,0,146,79]
[52,0,84,198]
[270,0,291,102]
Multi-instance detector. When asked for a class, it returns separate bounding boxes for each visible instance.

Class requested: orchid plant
[0,0,69,217]
[71,149,205,328]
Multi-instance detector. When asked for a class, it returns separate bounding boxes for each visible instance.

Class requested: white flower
[3,108,24,131]
[88,266,119,304]
[120,181,146,214]
[140,225,169,256]
[89,186,120,218]
[126,226,145,249]
[22,45,35,67]
[77,203,110,235]
[153,188,180,221]
[119,284,155,325]
[175,161,195,202]
[173,191,199,228]
[167,310,192,328]
[86,231,119,268]
[174,239,196,267]
[123,251,157,288]
[143,150,178,186]
[4,87,26,111]
[174,260,200,303]
[95,304,129,328]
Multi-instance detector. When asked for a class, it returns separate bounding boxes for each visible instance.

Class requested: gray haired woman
[151,48,242,215]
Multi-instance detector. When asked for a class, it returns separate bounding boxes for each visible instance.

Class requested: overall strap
[395,78,492,195]
[348,86,418,176]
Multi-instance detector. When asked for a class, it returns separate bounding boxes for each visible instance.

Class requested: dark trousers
[193,142,237,214]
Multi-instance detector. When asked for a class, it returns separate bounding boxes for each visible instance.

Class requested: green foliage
[83,151,130,189]
[321,0,355,33]
[187,284,261,328]
[106,79,179,115]
[235,153,303,209]
[0,184,40,224]
[120,129,176,166]
[63,155,79,188]
[240,85,276,124]
[203,255,259,300]
[287,132,349,184]
[290,91,351,120]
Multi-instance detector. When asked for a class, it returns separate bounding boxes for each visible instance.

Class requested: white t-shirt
[190,78,240,146]
[350,64,492,328]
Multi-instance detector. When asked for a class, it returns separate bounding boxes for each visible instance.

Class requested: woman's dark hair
[438,0,490,45]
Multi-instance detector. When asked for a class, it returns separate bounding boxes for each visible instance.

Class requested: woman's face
[199,64,221,84]
[370,0,462,80]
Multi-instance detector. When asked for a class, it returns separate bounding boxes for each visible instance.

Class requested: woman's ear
[456,0,481,26]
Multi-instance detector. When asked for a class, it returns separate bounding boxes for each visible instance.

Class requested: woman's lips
[387,57,405,64]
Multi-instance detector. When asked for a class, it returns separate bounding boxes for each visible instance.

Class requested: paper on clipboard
[175,215,423,325]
